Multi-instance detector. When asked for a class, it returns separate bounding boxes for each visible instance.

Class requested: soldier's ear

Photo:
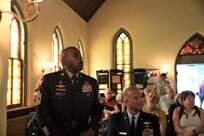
[61,58,65,66]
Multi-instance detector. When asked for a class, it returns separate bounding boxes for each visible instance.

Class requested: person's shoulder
[141,111,159,119]
[157,108,166,116]
[159,95,165,100]
[155,108,165,114]
[80,73,96,81]
[174,106,180,113]
[168,103,179,111]
[43,70,62,79]
[110,112,125,119]
[165,80,170,83]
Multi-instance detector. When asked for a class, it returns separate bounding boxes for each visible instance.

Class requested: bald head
[123,86,140,101]
[60,46,83,74]
[123,86,144,115]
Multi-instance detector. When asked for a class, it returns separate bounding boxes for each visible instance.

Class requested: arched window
[176,32,204,107]
[113,28,133,89]
[7,4,26,107]
[77,39,84,72]
[179,33,204,56]
[52,26,63,72]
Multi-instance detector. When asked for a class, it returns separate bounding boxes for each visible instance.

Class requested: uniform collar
[126,110,140,121]
[64,69,79,79]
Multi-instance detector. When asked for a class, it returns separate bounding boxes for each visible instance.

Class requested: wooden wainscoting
[7,106,35,136]
[7,115,28,136]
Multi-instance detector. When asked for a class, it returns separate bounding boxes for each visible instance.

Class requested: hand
[182,130,194,136]
[110,110,116,114]
[79,128,95,136]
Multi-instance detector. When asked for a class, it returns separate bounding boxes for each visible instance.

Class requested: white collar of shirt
[127,111,140,126]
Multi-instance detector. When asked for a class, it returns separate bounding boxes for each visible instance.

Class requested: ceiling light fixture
[28,0,45,3]
[0,0,43,23]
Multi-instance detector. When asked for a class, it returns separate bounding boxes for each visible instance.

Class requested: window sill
[7,106,35,120]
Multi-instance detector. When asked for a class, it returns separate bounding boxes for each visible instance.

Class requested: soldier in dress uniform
[107,86,161,136]
[35,46,103,136]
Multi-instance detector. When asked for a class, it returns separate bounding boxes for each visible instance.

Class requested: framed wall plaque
[147,69,160,85]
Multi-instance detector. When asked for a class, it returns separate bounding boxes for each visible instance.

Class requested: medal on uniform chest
[56,80,66,91]
[142,121,153,136]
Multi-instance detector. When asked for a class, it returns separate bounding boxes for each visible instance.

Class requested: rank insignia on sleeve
[34,90,42,105]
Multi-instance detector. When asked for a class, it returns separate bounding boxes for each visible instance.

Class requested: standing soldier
[35,46,103,136]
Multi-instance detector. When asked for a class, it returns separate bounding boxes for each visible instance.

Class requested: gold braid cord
[0,1,39,23]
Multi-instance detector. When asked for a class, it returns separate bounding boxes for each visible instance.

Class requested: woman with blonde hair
[114,92,126,113]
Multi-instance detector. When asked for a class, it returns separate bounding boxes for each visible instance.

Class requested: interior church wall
[0,0,87,135]
[88,0,204,90]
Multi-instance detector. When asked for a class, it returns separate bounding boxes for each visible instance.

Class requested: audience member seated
[143,87,152,103]
[167,93,182,136]
[159,86,175,114]
[114,92,126,113]
[107,86,161,136]
[103,88,117,120]
[143,90,167,136]
[173,90,204,136]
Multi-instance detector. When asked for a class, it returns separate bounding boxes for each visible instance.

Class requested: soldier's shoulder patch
[39,77,44,86]
[34,90,42,105]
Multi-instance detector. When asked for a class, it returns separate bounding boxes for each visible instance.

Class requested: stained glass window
[7,5,25,107]
[52,26,63,72]
[114,28,133,90]
[179,33,204,55]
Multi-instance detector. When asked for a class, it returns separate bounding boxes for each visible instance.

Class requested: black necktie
[71,75,78,87]
[130,116,136,135]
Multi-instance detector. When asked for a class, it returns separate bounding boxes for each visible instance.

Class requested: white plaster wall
[88,0,204,89]
[0,1,10,135]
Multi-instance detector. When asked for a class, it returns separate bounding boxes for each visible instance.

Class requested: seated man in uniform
[108,86,161,136]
